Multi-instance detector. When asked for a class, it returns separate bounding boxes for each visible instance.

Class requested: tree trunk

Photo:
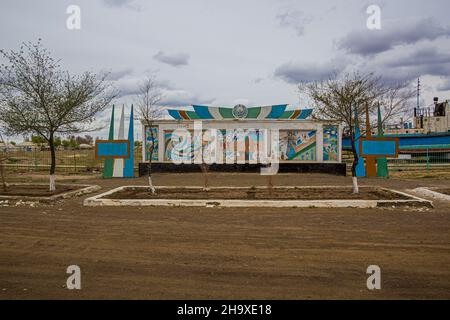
[0,134,8,192]
[147,161,155,194]
[201,163,209,190]
[49,134,56,192]
[267,175,274,195]
[0,159,6,192]
[147,130,156,194]
[349,135,359,194]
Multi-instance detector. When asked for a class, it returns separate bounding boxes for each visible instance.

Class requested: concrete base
[84,186,432,209]
[0,184,101,203]
[138,162,347,176]
[412,187,450,201]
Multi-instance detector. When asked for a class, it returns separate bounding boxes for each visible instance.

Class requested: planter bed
[0,183,101,203]
[84,186,432,208]
[412,187,450,202]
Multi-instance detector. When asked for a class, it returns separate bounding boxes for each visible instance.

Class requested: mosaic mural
[145,127,159,161]
[220,129,261,163]
[162,129,263,163]
[160,129,326,163]
[323,125,339,162]
[279,130,316,161]
[164,130,214,162]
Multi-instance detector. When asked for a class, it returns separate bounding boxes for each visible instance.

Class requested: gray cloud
[111,76,213,106]
[276,7,312,37]
[105,68,134,81]
[159,89,214,107]
[274,59,347,83]
[337,18,450,56]
[153,51,190,67]
[364,45,450,84]
[385,47,450,68]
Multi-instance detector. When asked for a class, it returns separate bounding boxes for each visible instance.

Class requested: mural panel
[164,130,214,162]
[164,130,190,162]
[279,130,316,161]
[145,126,159,161]
[162,129,264,163]
[323,125,338,161]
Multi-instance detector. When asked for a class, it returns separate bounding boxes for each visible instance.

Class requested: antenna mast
[417,78,420,109]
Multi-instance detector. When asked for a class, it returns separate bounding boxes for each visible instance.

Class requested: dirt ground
[435,188,450,196]
[0,184,76,197]
[0,172,449,299]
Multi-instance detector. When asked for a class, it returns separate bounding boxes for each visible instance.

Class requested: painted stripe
[179,110,190,119]
[193,105,213,119]
[103,105,115,178]
[279,110,294,119]
[168,110,183,120]
[185,111,201,119]
[117,105,125,138]
[219,107,234,119]
[267,104,287,119]
[246,107,261,119]
[289,141,316,160]
[123,105,134,178]
[168,105,312,120]
[257,106,273,120]
[113,107,126,177]
[208,106,223,119]
[297,109,313,119]
[290,109,301,119]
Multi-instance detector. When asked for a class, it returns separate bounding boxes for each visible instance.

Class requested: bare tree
[136,76,163,193]
[0,40,115,191]
[200,158,209,191]
[373,82,416,130]
[299,72,389,193]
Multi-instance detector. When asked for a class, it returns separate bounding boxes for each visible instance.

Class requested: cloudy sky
[1,0,449,140]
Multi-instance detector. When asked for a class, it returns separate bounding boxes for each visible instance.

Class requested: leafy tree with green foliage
[0,40,115,191]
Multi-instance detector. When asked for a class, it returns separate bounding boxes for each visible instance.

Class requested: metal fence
[343,150,450,173]
[2,147,449,174]
[1,147,142,173]
[388,150,450,172]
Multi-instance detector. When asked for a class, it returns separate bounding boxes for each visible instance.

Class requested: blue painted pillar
[354,107,366,177]
[123,105,135,178]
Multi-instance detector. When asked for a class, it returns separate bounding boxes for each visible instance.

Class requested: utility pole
[417,78,420,109]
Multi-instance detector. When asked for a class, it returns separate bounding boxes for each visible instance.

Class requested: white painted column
[141,122,146,162]
[113,105,125,177]
[158,126,164,162]
[316,123,323,162]
[338,124,343,163]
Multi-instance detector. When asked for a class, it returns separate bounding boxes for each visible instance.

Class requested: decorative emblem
[232,104,248,119]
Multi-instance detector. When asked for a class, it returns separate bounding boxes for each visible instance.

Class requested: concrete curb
[412,187,450,202]
[83,186,433,209]
[0,183,101,203]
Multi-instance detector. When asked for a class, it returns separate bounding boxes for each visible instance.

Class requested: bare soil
[434,188,450,196]
[0,184,76,197]
[104,186,410,200]
[0,173,449,299]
